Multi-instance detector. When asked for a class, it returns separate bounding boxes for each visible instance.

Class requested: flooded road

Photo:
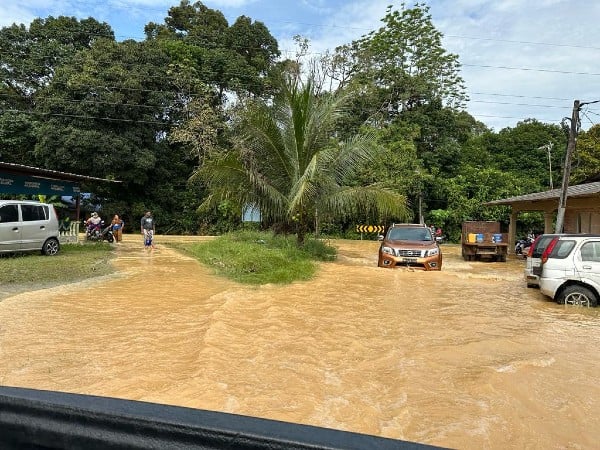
[0,236,599,449]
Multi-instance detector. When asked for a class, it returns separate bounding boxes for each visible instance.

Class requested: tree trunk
[296,228,306,246]
[296,215,307,246]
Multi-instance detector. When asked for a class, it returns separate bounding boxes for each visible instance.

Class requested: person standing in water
[140,211,155,249]
[111,214,124,243]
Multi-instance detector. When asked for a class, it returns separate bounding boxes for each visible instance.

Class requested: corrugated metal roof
[485,181,600,205]
[0,161,121,183]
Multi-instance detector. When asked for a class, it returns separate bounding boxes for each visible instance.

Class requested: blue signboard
[0,172,80,196]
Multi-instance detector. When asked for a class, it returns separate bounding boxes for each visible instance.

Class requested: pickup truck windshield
[387,228,432,241]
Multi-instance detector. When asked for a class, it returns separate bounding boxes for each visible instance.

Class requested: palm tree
[198,72,409,245]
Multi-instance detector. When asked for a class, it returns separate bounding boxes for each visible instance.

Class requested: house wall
[564,208,600,233]
[503,197,600,250]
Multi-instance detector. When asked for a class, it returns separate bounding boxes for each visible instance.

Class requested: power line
[0,87,578,116]
[443,34,600,51]
[1,106,565,127]
[461,63,600,77]
[581,110,596,127]
[3,108,168,125]
[469,100,571,109]
[468,92,572,102]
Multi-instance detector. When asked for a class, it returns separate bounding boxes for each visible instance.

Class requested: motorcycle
[515,233,535,257]
[84,220,114,243]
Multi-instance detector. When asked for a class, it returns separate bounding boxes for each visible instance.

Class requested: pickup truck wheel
[557,285,598,307]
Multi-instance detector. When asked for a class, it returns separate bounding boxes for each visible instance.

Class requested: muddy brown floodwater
[1,236,599,449]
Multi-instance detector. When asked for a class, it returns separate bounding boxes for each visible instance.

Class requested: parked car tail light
[541,237,559,264]
[529,235,541,256]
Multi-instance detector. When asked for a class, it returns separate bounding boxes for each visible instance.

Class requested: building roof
[485,181,600,206]
[0,161,120,183]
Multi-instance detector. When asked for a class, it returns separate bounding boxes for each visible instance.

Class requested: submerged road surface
[0,236,599,449]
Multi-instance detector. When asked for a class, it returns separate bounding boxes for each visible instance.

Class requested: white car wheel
[558,285,597,307]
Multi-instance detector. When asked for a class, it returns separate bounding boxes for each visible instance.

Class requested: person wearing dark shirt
[140,211,155,249]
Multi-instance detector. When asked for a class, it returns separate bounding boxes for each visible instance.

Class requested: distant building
[485,181,600,249]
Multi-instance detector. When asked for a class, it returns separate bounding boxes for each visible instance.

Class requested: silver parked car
[0,200,61,255]
[538,234,600,307]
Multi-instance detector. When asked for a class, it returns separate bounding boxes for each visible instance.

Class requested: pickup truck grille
[397,249,423,257]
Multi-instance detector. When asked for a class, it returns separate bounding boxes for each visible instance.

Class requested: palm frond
[321,185,410,221]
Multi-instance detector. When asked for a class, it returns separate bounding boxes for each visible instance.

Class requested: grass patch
[167,230,337,285]
[0,243,116,299]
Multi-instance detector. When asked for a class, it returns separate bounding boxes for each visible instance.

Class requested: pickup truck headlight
[426,247,439,257]
[381,246,394,255]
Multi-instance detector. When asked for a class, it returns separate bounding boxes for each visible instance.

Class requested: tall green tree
[198,72,409,244]
[331,2,466,135]
[31,38,201,230]
[0,16,114,164]
[317,2,472,223]
[144,0,279,98]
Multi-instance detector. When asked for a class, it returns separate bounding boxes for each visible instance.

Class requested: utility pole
[546,143,554,189]
[537,143,554,189]
[555,100,580,233]
[415,169,424,224]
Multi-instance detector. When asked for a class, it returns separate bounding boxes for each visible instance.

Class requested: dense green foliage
[0,1,595,241]
[168,230,336,284]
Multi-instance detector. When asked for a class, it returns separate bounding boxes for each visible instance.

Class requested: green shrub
[168,231,337,285]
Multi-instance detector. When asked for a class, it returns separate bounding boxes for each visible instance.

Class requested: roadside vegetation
[0,244,115,299]
[167,231,337,285]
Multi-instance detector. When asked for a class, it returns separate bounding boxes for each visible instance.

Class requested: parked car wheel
[557,285,598,307]
[42,238,60,256]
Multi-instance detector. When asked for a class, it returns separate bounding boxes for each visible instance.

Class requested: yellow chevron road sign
[356,225,385,233]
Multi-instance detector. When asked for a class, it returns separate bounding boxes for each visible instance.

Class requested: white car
[524,233,564,288]
[0,200,61,255]
[538,234,600,307]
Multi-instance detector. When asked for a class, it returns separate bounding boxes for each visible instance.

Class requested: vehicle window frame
[579,241,600,262]
[0,204,19,223]
[21,204,48,221]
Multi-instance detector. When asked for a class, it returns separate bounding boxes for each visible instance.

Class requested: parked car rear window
[21,204,47,221]
[531,235,555,258]
[549,240,576,258]
[0,204,19,223]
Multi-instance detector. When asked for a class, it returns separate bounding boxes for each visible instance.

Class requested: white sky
[2,0,599,131]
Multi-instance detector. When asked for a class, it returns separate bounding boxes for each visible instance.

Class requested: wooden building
[485,181,600,250]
